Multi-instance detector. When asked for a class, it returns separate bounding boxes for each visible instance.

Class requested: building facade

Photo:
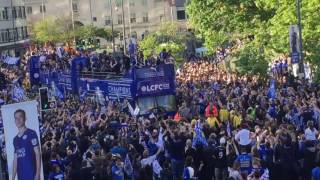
[0,0,29,56]
[24,0,188,44]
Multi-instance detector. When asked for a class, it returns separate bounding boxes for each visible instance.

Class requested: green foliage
[32,18,60,44]
[138,22,187,59]
[233,43,269,76]
[187,0,320,77]
[138,35,157,58]
[156,42,184,57]
[32,18,117,45]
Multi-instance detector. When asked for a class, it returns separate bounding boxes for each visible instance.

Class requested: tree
[187,0,320,77]
[32,18,60,44]
[233,43,269,76]
[139,35,157,58]
[138,22,188,60]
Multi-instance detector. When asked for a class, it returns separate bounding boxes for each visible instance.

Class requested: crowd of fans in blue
[0,46,320,180]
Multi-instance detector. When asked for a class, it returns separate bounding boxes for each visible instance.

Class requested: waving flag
[124,154,133,177]
[3,56,20,65]
[268,79,276,100]
[192,121,208,147]
[12,85,26,102]
[51,82,64,100]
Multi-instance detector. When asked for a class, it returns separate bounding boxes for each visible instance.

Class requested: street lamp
[115,0,126,54]
[296,0,304,77]
[109,0,115,53]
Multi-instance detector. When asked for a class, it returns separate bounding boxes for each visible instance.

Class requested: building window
[0,30,9,43]
[105,16,111,25]
[8,28,18,42]
[26,6,32,14]
[130,13,136,23]
[12,7,17,19]
[129,0,135,6]
[117,14,122,24]
[40,5,46,13]
[93,17,97,22]
[0,7,9,20]
[17,6,22,18]
[177,10,186,20]
[72,3,78,12]
[22,6,26,18]
[4,7,8,20]
[143,13,148,23]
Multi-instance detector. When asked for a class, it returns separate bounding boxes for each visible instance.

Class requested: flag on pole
[192,121,208,147]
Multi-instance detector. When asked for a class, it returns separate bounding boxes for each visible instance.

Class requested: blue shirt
[112,165,124,180]
[312,167,320,180]
[49,171,64,180]
[13,128,39,180]
[236,153,252,174]
[259,144,273,163]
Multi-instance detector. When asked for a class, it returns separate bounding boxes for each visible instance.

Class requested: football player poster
[1,100,43,180]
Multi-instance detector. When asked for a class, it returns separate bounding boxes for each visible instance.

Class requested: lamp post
[41,0,45,20]
[115,0,126,54]
[70,0,76,47]
[89,0,93,25]
[296,0,304,77]
[110,0,115,53]
[121,0,126,54]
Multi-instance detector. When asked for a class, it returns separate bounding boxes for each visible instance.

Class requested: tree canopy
[187,0,320,76]
[139,22,190,62]
[31,18,117,46]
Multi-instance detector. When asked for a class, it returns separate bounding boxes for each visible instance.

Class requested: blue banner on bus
[136,78,175,96]
[79,78,134,100]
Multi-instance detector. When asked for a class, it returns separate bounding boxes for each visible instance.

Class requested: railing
[79,71,126,80]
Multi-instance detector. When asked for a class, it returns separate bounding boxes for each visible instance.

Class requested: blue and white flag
[124,154,133,177]
[80,89,88,101]
[3,56,20,65]
[12,85,26,102]
[51,82,64,100]
[268,79,276,100]
[192,122,208,147]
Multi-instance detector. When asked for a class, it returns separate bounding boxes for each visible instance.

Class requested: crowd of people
[0,45,320,180]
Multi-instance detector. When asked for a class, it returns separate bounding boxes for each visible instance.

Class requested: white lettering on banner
[141,83,170,92]
[108,86,131,95]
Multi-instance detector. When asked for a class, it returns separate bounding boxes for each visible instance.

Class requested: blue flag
[192,122,208,147]
[12,85,26,102]
[124,154,133,177]
[51,82,64,100]
[268,79,276,100]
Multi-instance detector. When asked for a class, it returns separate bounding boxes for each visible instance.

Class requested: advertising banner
[29,56,40,86]
[79,78,134,100]
[289,25,301,64]
[135,64,175,80]
[136,78,175,96]
[1,100,44,180]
